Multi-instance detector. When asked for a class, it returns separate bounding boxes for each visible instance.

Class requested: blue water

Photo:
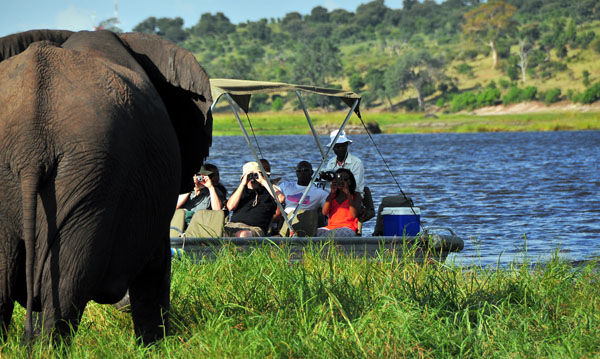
[205,131,600,266]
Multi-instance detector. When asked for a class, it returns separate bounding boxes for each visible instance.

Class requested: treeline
[129,0,600,111]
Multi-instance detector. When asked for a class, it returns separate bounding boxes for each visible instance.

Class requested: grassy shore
[2,245,599,358]
[212,110,600,136]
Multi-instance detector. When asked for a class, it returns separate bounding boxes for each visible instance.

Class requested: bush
[503,86,522,104]
[498,78,511,90]
[580,82,600,104]
[521,86,538,101]
[476,87,501,107]
[451,91,478,112]
[593,39,600,54]
[271,97,284,111]
[543,88,562,105]
[456,63,474,77]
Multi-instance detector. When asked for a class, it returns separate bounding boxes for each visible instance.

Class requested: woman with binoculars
[316,168,362,237]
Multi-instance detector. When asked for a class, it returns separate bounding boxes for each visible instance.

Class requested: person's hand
[256,171,267,186]
[240,173,250,186]
[203,175,214,189]
[340,181,351,196]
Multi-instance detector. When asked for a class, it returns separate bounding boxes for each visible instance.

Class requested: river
[205,130,600,266]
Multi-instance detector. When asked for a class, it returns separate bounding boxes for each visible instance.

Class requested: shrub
[502,86,522,104]
[506,65,520,81]
[451,91,478,112]
[593,39,600,54]
[583,70,591,87]
[580,82,600,104]
[498,78,511,90]
[271,97,284,111]
[456,63,474,77]
[436,97,446,107]
[521,86,538,101]
[543,88,562,105]
[476,87,501,107]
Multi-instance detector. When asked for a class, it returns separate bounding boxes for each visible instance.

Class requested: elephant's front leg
[129,239,171,344]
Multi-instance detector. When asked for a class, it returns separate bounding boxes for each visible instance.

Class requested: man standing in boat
[322,130,365,195]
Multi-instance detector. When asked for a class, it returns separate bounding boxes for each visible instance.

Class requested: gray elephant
[0,29,213,343]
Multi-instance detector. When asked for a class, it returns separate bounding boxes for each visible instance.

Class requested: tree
[190,12,235,37]
[133,17,187,42]
[290,38,342,108]
[462,1,517,69]
[515,22,540,83]
[355,0,389,27]
[384,50,446,110]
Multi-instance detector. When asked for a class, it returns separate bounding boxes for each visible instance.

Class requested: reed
[212,111,600,136]
[1,245,599,358]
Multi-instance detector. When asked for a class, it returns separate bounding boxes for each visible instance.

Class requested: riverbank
[212,107,600,136]
[3,247,599,358]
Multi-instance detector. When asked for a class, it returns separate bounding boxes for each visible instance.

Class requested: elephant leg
[129,240,170,344]
[0,299,14,340]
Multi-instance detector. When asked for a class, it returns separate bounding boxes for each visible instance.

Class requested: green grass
[2,245,599,358]
[212,111,600,136]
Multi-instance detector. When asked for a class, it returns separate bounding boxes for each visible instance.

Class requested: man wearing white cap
[324,130,365,194]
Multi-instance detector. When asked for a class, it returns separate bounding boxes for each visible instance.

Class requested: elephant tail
[21,169,40,341]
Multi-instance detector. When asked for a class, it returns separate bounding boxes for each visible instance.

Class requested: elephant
[0,29,213,343]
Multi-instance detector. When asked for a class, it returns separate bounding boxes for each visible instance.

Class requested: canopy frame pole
[224,94,295,235]
[288,98,360,223]
[296,90,326,160]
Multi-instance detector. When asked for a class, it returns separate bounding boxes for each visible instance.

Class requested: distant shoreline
[211,103,600,136]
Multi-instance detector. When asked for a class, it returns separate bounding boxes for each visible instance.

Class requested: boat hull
[170,235,464,263]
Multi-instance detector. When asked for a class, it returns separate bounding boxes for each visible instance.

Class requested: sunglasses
[335,174,350,181]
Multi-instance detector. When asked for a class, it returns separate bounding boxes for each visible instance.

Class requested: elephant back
[0,29,73,62]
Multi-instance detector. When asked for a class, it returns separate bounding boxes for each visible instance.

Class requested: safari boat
[170,79,464,263]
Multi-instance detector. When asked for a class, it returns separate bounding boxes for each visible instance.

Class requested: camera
[247,173,259,181]
[319,171,335,181]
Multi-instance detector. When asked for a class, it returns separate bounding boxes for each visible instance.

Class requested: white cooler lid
[381,207,420,215]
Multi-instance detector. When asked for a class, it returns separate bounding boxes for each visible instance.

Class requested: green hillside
[129,0,600,113]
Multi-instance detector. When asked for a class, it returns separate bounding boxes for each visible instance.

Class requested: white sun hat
[326,129,353,147]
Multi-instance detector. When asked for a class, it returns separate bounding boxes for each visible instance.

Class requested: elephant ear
[119,32,213,192]
[0,29,73,61]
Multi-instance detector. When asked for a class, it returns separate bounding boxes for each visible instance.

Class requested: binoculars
[247,173,260,181]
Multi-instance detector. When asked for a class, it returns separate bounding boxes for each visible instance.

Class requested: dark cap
[197,165,213,176]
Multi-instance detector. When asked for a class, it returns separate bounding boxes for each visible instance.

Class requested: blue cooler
[381,207,421,236]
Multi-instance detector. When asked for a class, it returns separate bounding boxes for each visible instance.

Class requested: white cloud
[55,6,94,31]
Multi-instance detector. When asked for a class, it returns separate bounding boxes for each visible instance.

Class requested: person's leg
[236,229,252,237]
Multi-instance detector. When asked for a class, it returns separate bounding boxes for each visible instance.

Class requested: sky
[1,0,408,38]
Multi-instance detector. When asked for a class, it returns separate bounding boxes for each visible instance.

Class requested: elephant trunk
[20,169,41,342]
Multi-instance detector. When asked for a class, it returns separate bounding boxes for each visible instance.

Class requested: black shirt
[230,186,277,233]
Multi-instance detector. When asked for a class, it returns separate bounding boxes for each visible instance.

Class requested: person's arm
[341,182,362,219]
[256,172,282,200]
[322,183,338,216]
[175,193,191,209]
[202,176,223,210]
[227,177,248,211]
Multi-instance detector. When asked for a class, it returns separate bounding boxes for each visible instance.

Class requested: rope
[357,116,426,233]
[245,113,264,159]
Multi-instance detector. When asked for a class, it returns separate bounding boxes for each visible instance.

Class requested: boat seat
[186,209,226,238]
[280,209,319,237]
[170,209,186,237]
[372,195,414,236]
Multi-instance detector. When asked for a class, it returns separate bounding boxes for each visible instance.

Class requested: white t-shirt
[279,181,328,213]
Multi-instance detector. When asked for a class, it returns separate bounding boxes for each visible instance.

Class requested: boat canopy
[209,78,363,236]
[210,78,362,118]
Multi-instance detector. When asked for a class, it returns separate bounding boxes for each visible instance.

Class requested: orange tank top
[325,196,358,232]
